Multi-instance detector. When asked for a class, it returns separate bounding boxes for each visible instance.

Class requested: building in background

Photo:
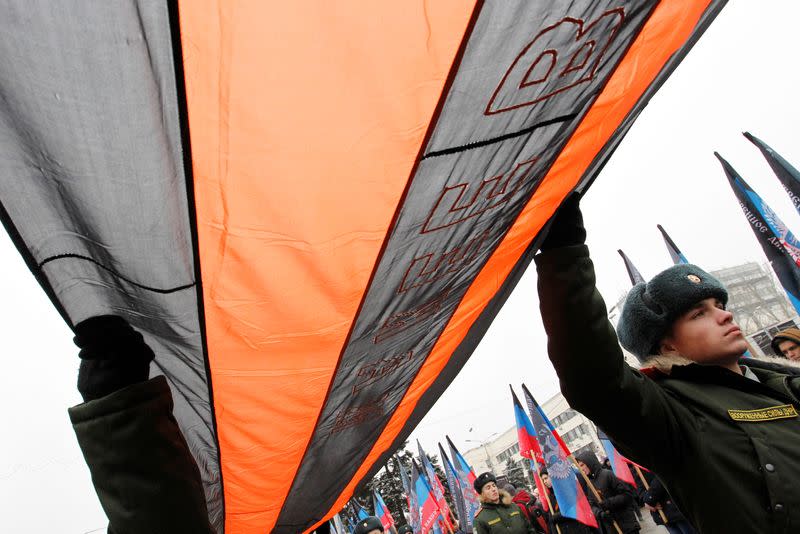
[462,262,800,485]
[463,391,604,481]
[709,262,798,356]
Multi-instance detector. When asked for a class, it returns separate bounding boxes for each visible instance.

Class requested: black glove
[539,192,586,251]
[551,512,565,524]
[74,315,155,401]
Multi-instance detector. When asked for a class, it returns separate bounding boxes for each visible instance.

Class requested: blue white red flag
[511,386,549,511]
[439,442,466,527]
[512,386,540,461]
[522,384,597,528]
[397,457,422,533]
[717,152,800,314]
[373,490,395,531]
[446,436,481,531]
[412,459,441,533]
[657,224,689,265]
[596,428,636,486]
[418,441,453,528]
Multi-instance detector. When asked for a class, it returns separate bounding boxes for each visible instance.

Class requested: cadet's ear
[658,336,679,356]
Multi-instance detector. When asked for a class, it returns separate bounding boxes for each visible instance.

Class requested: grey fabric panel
[275,1,657,531]
[427,1,655,153]
[0,2,221,531]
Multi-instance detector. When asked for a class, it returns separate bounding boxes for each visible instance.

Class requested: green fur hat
[353,516,384,534]
[474,472,497,494]
[617,264,728,359]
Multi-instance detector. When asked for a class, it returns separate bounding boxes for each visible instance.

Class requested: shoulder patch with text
[728,404,798,422]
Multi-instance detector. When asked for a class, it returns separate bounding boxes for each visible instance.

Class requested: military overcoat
[473,490,536,534]
[536,244,800,534]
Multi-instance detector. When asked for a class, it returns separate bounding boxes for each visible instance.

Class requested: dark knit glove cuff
[74,315,155,402]
[539,192,586,251]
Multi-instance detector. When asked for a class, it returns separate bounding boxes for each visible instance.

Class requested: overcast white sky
[2,2,800,532]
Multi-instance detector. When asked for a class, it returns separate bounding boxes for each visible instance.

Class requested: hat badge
[687,274,701,284]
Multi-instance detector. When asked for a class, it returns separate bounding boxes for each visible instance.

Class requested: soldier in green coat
[535,195,800,534]
[473,472,536,534]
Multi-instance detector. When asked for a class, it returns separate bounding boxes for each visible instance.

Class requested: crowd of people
[468,457,695,534]
[355,453,695,534]
[58,194,800,533]
[356,195,800,534]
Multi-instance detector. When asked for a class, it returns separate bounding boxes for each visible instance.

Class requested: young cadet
[473,472,536,534]
[535,195,800,533]
[771,327,800,361]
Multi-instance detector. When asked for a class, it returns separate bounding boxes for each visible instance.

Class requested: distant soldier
[473,472,536,534]
[353,516,384,534]
[536,195,800,533]
[771,327,800,361]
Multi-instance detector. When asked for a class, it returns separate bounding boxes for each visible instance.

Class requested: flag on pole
[744,132,800,216]
[446,436,481,531]
[397,457,422,534]
[521,385,569,455]
[355,502,369,521]
[345,514,357,534]
[512,386,539,460]
[618,249,646,285]
[329,513,347,534]
[373,490,395,531]
[716,152,800,314]
[522,384,597,528]
[412,459,441,533]
[596,429,636,486]
[418,441,454,529]
[439,443,466,526]
[511,386,549,512]
[657,224,689,264]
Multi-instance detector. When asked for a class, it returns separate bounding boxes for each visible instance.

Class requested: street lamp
[465,432,499,472]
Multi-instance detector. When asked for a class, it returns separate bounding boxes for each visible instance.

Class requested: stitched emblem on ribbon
[728,404,798,422]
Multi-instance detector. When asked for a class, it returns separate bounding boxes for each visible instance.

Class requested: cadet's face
[778,340,800,361]
[577,461,590,476]
[660,298,747,365]
[481,481,500,503]
[540,474,552,488]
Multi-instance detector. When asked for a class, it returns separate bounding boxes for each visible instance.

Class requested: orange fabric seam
[310,0,714,529]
